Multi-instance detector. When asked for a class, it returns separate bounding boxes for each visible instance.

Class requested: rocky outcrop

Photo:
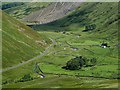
[23,2,82,24]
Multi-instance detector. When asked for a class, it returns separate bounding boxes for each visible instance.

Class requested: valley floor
[2,30,119,88]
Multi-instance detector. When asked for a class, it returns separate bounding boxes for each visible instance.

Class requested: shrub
[82,24,96,32]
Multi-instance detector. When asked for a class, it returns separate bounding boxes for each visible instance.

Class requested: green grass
[2,57,118,88]
[2,2,119,88]
[38,2,118,44]
[2,11,51,68]
[2,30,118,88]
[2,70,118,88]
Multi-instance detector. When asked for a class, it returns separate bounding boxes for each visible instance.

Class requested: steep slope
[23,2,82,24]
[2,11,51,68]
[2,2,50,19]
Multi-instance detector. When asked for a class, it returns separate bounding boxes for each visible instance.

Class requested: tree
[85,25,90,30]
[101,42,108,47]
[90,58,97,66]
[66,59,80,70]
[78,56,86,67]
[63,56,88,70]
[83,24,96,32]
[20,74,33,82]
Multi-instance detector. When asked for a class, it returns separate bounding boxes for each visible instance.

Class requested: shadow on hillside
[28,23,67,32]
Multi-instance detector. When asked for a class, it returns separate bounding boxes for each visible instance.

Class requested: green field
[2,2,119,89]
[2,30,119,88]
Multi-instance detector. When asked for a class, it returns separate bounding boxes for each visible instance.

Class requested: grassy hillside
[33,2,119,42]
[2,2,119,89]
[2,11,51,68]
[2,2,50,20]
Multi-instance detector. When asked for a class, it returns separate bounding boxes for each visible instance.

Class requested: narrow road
[0,38,56,73]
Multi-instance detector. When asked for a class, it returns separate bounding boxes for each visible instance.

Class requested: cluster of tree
[62,56,97,70]
[2,2,24,10]
[82,24,96,32]
[18,74,33,82]
[2,74,34,84]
